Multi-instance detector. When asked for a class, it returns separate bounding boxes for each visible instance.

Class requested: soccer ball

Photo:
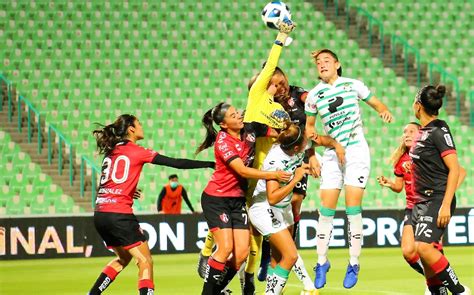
[261,1,291,30]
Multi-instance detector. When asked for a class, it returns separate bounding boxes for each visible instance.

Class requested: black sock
[138,279,154,295]
[217,264,238,292]
[243,272,255,295]
[139,287,154,295]
[202,257,226,295]
[260,240,271,267]
[292,219,300,241]
[89,266,118,294]
[405,255,424,276]
[427,285,448,295]
[431,256,465,294]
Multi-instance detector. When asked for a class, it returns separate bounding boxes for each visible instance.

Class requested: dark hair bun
[435,85,446,100]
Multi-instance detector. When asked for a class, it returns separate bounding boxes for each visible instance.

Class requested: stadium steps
[0,94,94,212]
[309,0,471,126]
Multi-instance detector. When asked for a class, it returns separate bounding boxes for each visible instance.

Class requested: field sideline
[1,247,473,294]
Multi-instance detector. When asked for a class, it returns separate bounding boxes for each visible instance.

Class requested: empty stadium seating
[0,0,471,214]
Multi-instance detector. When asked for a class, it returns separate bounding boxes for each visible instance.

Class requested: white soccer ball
[261,1,291,30]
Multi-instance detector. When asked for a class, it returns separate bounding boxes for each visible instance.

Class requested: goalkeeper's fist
[277,18,296,34]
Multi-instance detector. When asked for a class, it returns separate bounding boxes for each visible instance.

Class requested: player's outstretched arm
[365,96,393,123]
[228,157,291,182]
[152,154,215,169]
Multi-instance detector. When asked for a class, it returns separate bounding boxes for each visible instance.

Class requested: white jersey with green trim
[305,77,372,148]
[251,144,305,208]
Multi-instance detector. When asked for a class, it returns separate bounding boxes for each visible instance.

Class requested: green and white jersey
[252,145,305,208]
[305,77,372,147]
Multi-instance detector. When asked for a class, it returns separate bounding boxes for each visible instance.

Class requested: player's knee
[235,247,250,266]
[217,241,234,257]
[401,243,417,260]
[119,256,133,267]
[135,255,153,269]
[415,241,431,255]
[283,251,298,266]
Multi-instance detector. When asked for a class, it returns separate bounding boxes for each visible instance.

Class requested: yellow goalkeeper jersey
[243,43,290,200]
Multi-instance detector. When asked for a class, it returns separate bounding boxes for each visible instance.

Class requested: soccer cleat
[300,289,320,295]
[257,262,269,282]
[313,261,330,289]
[460,286,471,295]
[343,263,360,289]
[197,252,210,279]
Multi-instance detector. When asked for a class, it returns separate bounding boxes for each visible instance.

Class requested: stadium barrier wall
[1,208,473,260]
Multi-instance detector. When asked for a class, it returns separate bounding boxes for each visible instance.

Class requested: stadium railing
[343,0,467,124]
[0,75,13,122]
[391,36,421,88]
[80,155,100,208]
[17,95,42,154]
[2,75,100,209]
[428,63,461,117]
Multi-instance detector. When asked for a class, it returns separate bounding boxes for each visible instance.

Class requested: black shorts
[403,208,414,227]
[412,197,456,244]
[94,211,147,249]
[293,173,308,196]
[293,156,309,196]
[201,192,249,232]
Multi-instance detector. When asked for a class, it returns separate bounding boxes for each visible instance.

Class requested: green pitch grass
[1,247,473,294]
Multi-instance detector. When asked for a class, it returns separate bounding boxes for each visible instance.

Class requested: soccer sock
[317,207,335,265]
[265,265,290,295]
[218,262,239,292]
[293,254,314,290]
[88,265,119,294]
[346,206,363,266]
[292,214,301,241]
[245,233,262,274]
[201,231,214,257]
[238,261,247,291]
[426,277,448,295]
[267,265,275,282]
[138,279,154,295]
[202,257,226,295]
[405,254,424,276]
[260,239,271,268]
[430,255,465,294]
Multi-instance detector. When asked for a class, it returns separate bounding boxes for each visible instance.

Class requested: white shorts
[248,201,294,237]
[320,141,370,190]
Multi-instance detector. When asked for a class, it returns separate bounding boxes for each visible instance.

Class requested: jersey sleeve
[353,79,372,102]
[215,134,240,165]
[245,121,270,138]
[262,156,281,172]
[135,145,159,164]
[304,90,318,116]
[393,158,405,177]
[432,126,457,157]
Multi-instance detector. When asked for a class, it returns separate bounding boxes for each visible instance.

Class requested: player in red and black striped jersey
[196,102,292,295]
[88,114,214,295]
[410,85,470,295]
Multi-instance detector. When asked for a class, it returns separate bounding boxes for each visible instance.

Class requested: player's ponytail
[195,102,231,155]
[93,114,137,155]
[277,121,304,151]
[416,84,446,116]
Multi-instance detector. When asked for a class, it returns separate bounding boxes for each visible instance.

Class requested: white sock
[238,261,246,291]
[348,213,363,265]
[265,273,288,295]
[317,215,334,265]
[293,254,315,290]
